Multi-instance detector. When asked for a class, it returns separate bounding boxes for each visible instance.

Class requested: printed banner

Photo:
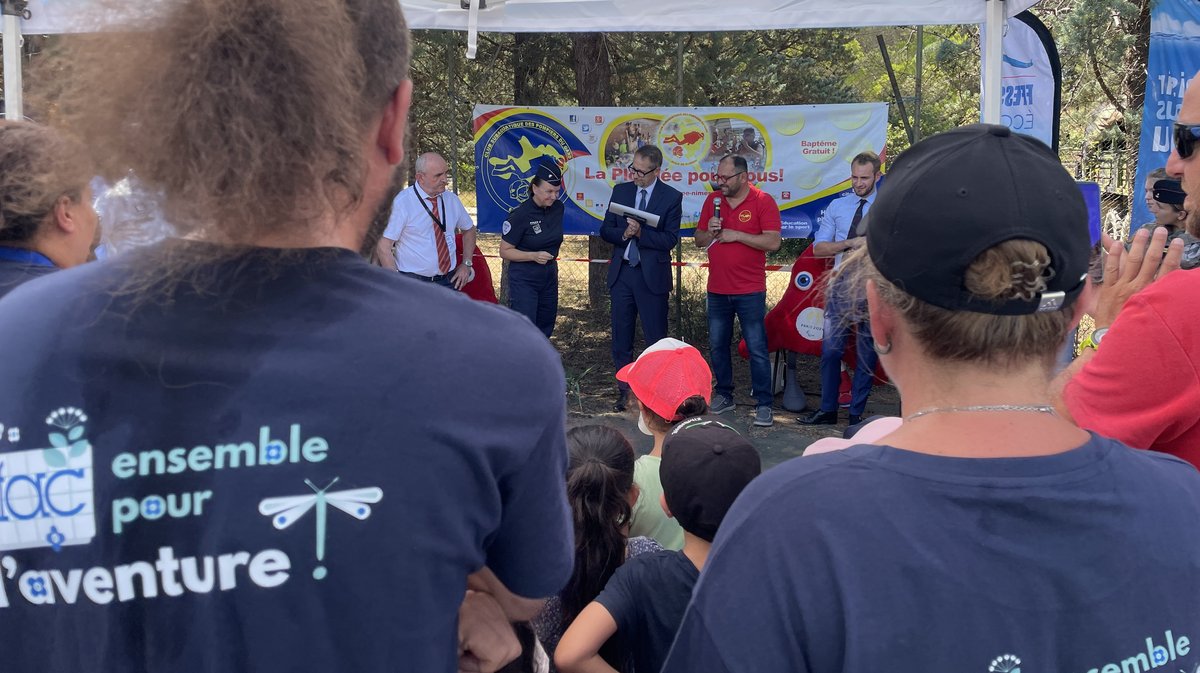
[472,103,888,238]
[981,10,1061,150]
[1133,0,1200,229]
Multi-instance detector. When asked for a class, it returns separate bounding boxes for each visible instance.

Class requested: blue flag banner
[1134,0,1200,230]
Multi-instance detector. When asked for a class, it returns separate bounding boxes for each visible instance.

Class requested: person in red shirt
[1055,71,1198,466]
[695,155,782,427]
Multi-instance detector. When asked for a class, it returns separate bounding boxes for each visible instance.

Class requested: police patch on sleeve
[502,221,512,235]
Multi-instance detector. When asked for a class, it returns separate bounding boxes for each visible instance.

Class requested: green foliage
[403,4,1150,197]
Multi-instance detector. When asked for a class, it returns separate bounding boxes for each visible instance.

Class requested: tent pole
[2,5,24,120]
[674,33,684,337]
[981,0,1004,124]
[914,26,923,142]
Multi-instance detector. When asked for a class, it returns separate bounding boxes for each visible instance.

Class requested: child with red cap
[615,338,712,550]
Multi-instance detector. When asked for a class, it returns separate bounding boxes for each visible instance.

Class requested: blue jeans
[818,301,878,416]
[707,291,772,407]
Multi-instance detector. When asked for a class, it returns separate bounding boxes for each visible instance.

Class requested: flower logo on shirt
[45,526,66,552]
[27,576,48,598]
[43,407,90,468]
[263,440,286,464]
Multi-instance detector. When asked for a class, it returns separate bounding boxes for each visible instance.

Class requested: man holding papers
[600,145,683,412]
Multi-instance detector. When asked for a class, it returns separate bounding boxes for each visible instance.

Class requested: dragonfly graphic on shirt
[258,478,383,580]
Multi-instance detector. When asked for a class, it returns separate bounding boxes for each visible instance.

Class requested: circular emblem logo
[502,221,512,235]
[738,210,752,223]
[793,271,814,292]
[656,113,709,166]
[795,307,824,341]
[479,115,577,213]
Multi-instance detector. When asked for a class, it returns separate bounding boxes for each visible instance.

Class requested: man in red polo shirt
[695,154,783,427]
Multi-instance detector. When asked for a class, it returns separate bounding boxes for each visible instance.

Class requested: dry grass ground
[474,233,902,466]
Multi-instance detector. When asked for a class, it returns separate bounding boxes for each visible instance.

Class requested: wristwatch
[1081,327,1109,351]
[463,259,473,267]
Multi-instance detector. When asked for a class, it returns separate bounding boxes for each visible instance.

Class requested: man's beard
[1187,207,1200,239]
[360,170,405,259]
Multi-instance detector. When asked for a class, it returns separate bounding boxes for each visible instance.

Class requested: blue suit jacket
[600,180,683,295]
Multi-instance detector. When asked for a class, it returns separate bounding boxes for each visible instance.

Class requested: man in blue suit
[601,145,683,412]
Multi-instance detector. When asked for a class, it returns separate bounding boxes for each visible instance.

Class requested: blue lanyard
[0,246,57,268]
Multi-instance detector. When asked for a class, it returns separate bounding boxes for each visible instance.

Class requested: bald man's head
[415,153,449,197]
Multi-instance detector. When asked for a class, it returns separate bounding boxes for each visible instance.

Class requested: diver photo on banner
[1134,0,1200,229]
[472,103,888,237]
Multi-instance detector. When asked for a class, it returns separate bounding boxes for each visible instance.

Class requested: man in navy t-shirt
[0,243,574,672]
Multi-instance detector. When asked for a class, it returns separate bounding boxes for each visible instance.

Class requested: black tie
[626,189,647,267]
[846,199,867,240]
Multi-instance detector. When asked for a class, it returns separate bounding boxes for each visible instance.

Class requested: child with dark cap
[553,417,761,673]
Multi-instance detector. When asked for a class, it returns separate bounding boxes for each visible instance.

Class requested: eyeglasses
[628,165,658,177]
[1174,123,1200,159]
[715,171,745,183]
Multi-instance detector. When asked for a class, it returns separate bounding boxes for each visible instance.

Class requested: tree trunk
[572,33,616,310]
[1124,0,1152,195]
[501,33,548,304]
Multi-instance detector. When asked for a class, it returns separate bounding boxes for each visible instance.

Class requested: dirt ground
[563,348,901,471]
[473,234,901,470]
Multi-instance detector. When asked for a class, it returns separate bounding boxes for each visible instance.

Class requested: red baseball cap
[616,338,712,420]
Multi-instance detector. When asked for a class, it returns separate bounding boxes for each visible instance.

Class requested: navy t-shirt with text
[0,242,574,672]
[662,437,1200,673]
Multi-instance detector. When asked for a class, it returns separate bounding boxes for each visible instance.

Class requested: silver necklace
[905,404,1057,422]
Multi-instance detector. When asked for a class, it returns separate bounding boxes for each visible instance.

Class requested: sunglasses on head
[1174,123,1200,159]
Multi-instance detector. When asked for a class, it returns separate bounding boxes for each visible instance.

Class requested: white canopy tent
[4,0,1037,122]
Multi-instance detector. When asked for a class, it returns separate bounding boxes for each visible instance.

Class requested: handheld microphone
[706,197,723,251]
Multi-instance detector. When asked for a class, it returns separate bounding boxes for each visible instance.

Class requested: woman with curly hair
[0,2,572,672]
[0,121,98,298]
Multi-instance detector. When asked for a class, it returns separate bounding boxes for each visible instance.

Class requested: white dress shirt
[382,183,475,276]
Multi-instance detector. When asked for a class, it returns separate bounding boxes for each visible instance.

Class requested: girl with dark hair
[533,425,661,672]
[0,121,99,298]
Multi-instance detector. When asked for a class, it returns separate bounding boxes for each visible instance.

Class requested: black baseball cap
[1153,179,1186,206]
[534,160,562,186]
[661,416,762,542]
[866,124,1090,315]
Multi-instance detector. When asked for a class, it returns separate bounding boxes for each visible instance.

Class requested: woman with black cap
[1129,177,1200,269]
[661,125,1200,673]
[501,159,565,338]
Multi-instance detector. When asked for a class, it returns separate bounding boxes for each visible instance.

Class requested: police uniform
[503,163,565,338]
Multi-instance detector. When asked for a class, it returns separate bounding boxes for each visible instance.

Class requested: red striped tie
[429,197,451,274]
